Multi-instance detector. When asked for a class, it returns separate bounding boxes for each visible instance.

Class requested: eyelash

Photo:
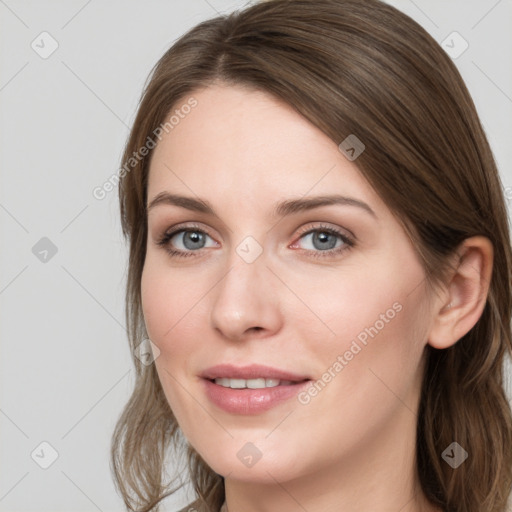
[155,223,355,259]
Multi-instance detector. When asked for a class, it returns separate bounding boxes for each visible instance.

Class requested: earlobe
[427,236,493,350]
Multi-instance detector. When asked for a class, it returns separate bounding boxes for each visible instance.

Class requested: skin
[141,83,493,512]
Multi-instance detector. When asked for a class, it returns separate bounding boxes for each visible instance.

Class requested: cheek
[140,256,203,417]
[141,253,215,372]
[297,263,401,348]
[141,261,172,343]
[142,253,195,340]
[307,254,429,393]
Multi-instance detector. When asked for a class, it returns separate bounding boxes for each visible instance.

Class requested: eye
[292,224,354,259]
[155,222,355,259]
[156,223,217,258]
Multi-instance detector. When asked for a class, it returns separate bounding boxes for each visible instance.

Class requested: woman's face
[142,84,434,484]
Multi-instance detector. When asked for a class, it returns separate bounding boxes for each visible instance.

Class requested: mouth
[200,363,311,384]
[206,377,310,389]
[199,364,312,414]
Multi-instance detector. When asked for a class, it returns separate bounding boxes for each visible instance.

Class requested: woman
[111,1,512,511]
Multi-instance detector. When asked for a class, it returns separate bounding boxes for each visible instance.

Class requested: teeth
[214,378,294,389]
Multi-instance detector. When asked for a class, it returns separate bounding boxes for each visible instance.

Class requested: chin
[214,460,296,483]
[193,442,303,483]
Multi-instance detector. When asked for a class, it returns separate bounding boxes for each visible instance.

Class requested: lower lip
[202,378,311,415]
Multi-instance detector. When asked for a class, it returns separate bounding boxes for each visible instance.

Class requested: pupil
[184,231,204,249]
[314,231,336,250]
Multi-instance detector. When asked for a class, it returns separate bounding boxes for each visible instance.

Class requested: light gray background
[1,0,511,511]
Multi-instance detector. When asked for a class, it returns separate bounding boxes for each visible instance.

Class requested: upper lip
[200,364,311,382]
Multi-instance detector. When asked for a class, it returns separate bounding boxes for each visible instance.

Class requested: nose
[210,253,283,341]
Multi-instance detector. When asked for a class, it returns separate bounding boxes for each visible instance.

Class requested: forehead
[147,84,385,218]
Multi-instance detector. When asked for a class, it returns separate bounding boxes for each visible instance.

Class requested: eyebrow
[147,192,377,219]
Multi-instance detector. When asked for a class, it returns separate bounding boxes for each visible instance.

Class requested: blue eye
[156,224,215,258]
[294,225,354,258]
[156,223,355,259]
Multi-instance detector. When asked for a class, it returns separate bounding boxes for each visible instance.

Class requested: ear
[427,236,493,349]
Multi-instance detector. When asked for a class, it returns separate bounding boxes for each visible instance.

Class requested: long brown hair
[111,1,512,510]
